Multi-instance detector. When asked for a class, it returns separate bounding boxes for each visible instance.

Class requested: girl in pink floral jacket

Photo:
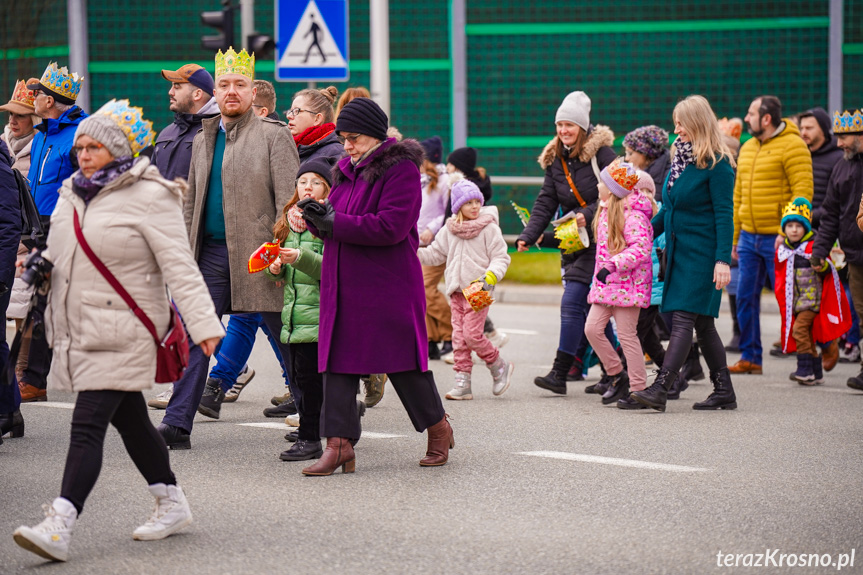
[584,159,654,406]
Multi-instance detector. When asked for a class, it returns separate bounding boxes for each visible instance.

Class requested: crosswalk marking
[518,451,710,472]
[499,328,539,335]
[237,422,405,438]
[764,383,856,394]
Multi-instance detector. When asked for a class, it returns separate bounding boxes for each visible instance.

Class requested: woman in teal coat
[631,95,738,413]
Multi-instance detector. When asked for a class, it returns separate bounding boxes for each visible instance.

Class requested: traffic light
[247,34,275,59]
[201,2,234,52]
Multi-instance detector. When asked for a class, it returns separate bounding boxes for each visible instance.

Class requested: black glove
[299,199,335,237]
[810,255,826,271]
[596,268,611,283]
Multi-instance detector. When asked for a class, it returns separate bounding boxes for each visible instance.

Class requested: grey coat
[185,108,299,312]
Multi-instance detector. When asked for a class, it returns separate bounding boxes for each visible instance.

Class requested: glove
[480,270,497,292]
[299,199,335,237]
[810,255,828,272]
[596,268,611,283]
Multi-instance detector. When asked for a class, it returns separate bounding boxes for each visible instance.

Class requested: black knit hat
[297,157,335,187]
[799,107,833,139]
[335,97,388,141]
[447,147,478,178]
[420,136,443,164]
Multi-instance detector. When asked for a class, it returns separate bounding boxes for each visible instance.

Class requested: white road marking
[23,401,75,409]
[499,328,539,335]
[518,451,710,472]
[764,383,856,394]
[237,423,405,438]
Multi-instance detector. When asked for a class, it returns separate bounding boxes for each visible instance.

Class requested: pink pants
[584,305,646,391]
[450,292,499,373]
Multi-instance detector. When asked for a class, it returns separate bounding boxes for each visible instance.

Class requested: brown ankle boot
[419,415,454,467]
[19,382,47,403]
[302,437,355,476]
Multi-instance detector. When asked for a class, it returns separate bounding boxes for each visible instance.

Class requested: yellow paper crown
[94,99,156,156]
[834,109,863,135]
[215,47,255,79]
[38,62,83,102]
[9,79,37,109]
[781,199,811,223]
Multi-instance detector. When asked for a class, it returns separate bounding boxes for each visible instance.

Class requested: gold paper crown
[37,62,83,102]
[834,109,863,135]
[215,47,255,79]
[9,79,37,109]
[94,99,156,156]
[781,200,811,223]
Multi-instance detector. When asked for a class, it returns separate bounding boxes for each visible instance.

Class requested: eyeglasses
[71,143,105,156]
[298,178,325,188]
[337,133,361,144]
[285,107,316,118]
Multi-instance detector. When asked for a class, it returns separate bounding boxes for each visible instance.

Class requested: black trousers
[322,370,445,440]
[636,305,666,368]
[663,311,726,375]
[290,343,322,441]
[61,390,176,515]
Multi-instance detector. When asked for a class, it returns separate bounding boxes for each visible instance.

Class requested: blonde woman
[631,95,738,412]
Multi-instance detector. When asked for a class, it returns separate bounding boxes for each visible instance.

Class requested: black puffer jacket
[646,149,671,203]
[298,131,344,165]
[810,137,844,228]
[813,153,863,265]
[518,125,616,284]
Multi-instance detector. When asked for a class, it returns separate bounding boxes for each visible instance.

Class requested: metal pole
[828,0,843,113]
[370,0,390,117]
[67,0,90,113]
[451,0,467,149]
[241,0,254,51]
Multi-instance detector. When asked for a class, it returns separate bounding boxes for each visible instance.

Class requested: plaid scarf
[666,140,694,191]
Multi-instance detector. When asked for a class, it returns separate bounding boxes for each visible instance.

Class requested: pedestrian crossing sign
[275,0,349,82]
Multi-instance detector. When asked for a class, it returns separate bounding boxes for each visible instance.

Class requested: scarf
[446,214,495,240]
[287,204,307,233]
[666,140,694,191]
[72,156,137,204]
[776,240,844,352]
[4,129,34,159]
[294,123,335,146]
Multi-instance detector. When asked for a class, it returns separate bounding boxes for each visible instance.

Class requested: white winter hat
[555,91,591,131]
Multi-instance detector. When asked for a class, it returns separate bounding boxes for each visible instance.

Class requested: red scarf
[294,123,336,146]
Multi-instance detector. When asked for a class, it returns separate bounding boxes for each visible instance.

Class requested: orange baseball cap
[161,64,214,94]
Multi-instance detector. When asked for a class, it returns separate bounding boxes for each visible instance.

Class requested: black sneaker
[847,372,863,391]
[197,378,226,419]
[157,423,191,450]
[263,399,298,418]
[617,395,648,410]
[280,439,323,461]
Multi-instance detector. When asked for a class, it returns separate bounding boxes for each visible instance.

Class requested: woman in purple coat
[298,98,452,475]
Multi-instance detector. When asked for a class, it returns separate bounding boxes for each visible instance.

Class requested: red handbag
[73,210,189,383]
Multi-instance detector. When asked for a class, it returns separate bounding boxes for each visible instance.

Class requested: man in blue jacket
[21,63,87,402]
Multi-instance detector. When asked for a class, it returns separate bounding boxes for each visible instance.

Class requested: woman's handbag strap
[560,157,587,208]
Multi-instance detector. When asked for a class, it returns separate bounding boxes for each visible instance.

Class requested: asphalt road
[2,301,862,574]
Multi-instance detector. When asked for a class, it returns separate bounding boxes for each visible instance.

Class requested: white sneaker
[132,484,192,541]
[147,386,173,410]
[445,372,473,400]
[486,330,510,349]
[489,356,514,396]
[224,365,256,402]
[13,497,77,562]
[284,413,300,427]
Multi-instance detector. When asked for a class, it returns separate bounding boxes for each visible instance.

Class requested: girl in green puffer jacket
[266,159,330,462]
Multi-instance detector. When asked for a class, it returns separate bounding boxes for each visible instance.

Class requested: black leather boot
[680,343,705,382]
[157,423,191,449]
[693,367,738,410]
[584,374,610,395]
[631,369,677,412]
[601,371,630,405]
[0,409,25,438]
[197,378,226,419]
[666,375,689,400]
[534,350,574,395]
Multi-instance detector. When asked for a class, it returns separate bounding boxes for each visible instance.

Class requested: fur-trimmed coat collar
[333,137,425,186]
[537,125,615,169]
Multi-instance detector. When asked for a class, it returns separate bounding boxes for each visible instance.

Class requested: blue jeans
[208,313,288,392]
[162,244,297,434]
[559,280,591,356]
[736,231,777,365]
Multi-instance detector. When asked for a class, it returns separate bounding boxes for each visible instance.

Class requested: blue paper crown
[94,99,155,156]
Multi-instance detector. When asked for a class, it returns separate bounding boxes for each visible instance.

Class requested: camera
[20,250,54,288]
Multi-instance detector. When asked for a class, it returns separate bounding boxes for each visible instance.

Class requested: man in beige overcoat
[158,48,299,448]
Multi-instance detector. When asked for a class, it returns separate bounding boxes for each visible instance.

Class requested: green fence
[0,0,855,235]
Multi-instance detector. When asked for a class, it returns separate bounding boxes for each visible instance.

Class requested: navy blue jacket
[0,140,21,294]
[27,106,87,216]
[152,99,220,182]
[297,131,344,164]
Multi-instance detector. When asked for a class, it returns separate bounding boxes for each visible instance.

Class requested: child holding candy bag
[418,178,513,400]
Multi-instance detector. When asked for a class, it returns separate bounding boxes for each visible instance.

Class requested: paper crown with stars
[833,109,863,135]
[599,158,640,199]
[215,47,255,80]
[28,62,83,105]
[93,99,155,156]
[781,197,812,234]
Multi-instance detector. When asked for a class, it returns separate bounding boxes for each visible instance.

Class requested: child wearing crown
[774,198,851,385]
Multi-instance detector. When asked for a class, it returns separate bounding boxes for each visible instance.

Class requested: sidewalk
[495,283,781,314]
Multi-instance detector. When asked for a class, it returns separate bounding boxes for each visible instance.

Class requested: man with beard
[815,109,863,390]
[730,95,813,375]
[800,107,844,228]
[152,64,219,181]
[157,48,300,449]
